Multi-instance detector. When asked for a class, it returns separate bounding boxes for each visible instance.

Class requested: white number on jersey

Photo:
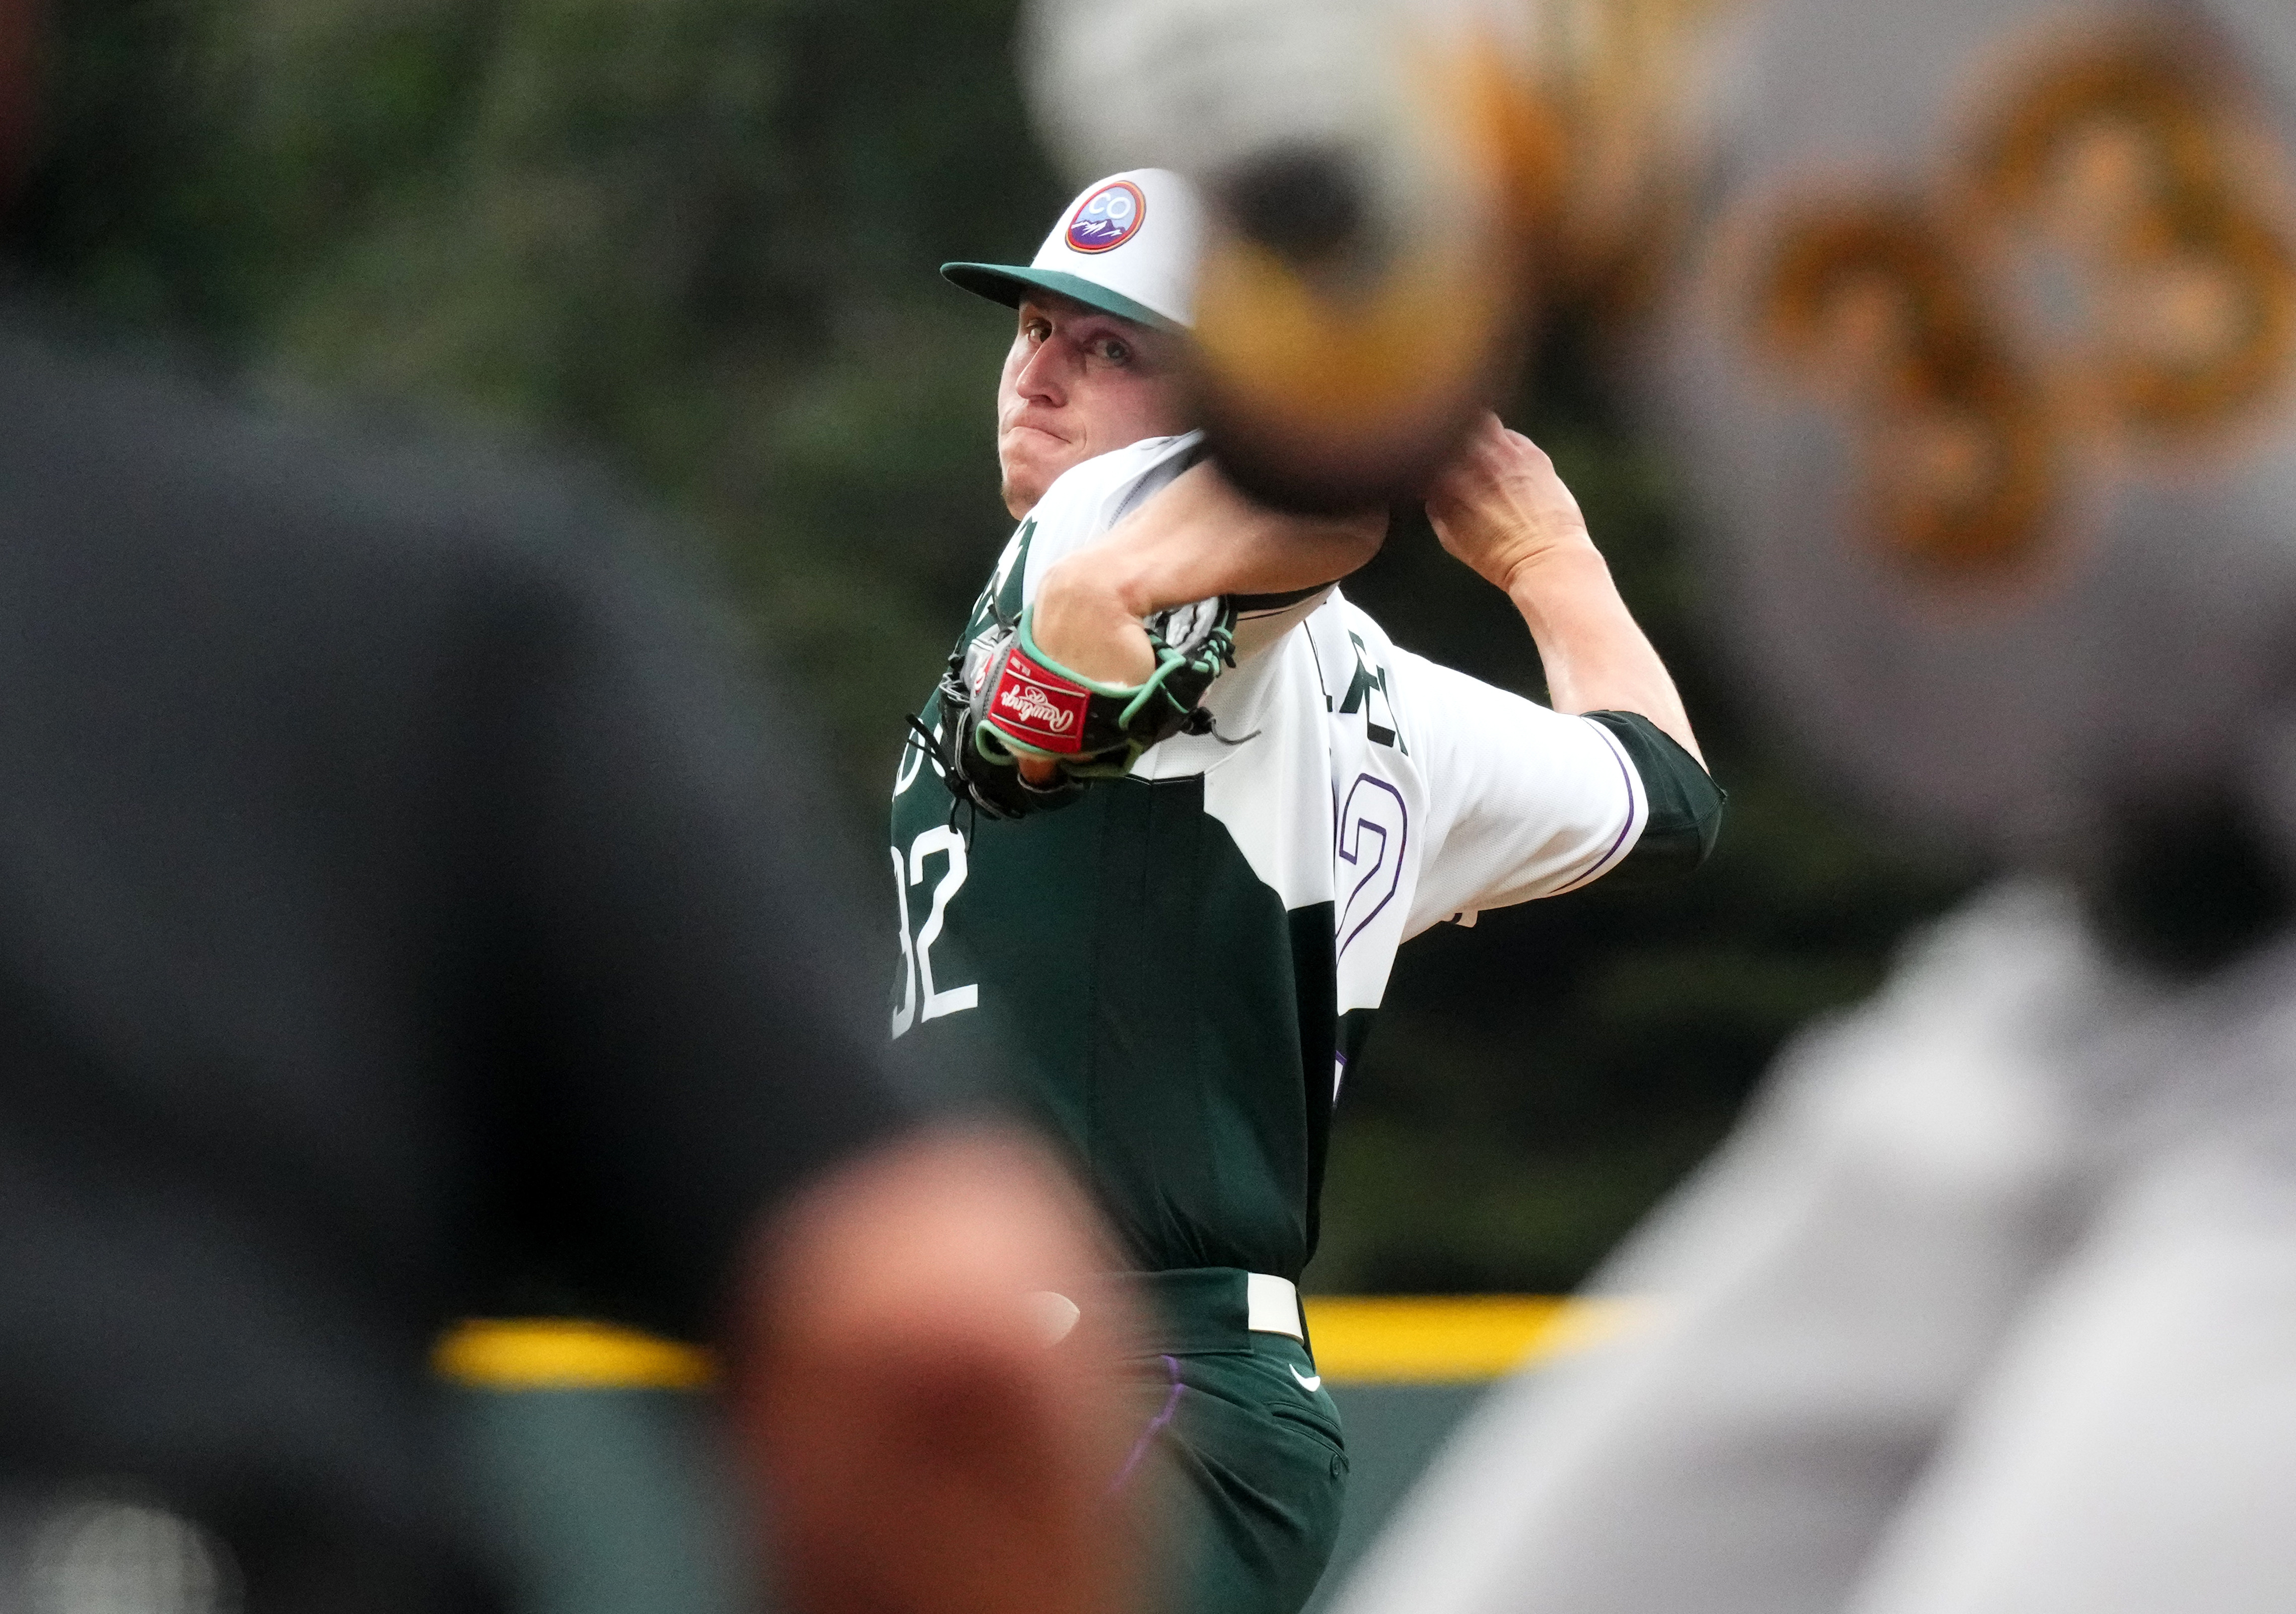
[890,824,979,1038]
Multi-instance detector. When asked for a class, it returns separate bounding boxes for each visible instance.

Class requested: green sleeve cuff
[1584,711,1724,886]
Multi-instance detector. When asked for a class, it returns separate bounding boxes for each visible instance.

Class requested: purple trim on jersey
[1552,726,1644,896]
[1109,1355,1187,1495]
[1336,773,1410,960]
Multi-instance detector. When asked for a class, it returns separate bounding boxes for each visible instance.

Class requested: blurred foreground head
[1638,0,2296,957]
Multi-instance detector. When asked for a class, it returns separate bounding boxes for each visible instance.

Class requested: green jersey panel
[891,755,1341,1278]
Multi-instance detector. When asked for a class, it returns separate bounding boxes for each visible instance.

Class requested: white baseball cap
[942,168,1204,332]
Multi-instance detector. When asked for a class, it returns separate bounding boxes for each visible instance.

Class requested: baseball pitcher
[889,168,1723,1614]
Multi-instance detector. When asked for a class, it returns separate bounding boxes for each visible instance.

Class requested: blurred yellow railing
[436,1319,715,1390]
[1304,1295,1655,1383]
[436,1296,1657,1392]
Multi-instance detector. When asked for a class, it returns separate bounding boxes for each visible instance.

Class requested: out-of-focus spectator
[0,4,1138,1611]
[1322,0,2296,1610]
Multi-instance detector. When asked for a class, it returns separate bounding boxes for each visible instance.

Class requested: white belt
[1245,1272,1304,1341]
[1031,1269,1305,1349]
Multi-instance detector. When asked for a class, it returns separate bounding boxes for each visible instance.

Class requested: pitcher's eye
[1095,338,1133,366]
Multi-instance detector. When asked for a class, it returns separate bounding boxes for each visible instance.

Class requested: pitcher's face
[996,294,1189,518]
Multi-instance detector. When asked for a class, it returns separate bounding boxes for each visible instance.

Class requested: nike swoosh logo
[1290,1366,1323,1393]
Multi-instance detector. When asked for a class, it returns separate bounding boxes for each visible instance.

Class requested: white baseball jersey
[888,432,1654,1278]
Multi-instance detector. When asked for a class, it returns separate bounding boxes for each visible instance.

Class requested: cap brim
[940,262,1185,333]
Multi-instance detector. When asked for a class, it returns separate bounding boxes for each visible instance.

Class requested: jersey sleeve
[1394,649,1651,933]
[1581,710,1726,886]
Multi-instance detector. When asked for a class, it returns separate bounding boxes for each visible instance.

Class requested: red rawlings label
[988,647,1089,754]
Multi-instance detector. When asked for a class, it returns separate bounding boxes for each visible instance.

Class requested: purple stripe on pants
[1109,1354,1187,1495]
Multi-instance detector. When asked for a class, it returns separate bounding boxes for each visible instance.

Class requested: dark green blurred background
[15,0,1970,1294]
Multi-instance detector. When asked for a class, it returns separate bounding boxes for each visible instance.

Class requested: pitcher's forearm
[1033,464,1383,685]
[1506,546,1703,765]
[1096,464,1384,618]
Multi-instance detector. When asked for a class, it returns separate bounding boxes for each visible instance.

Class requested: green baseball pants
[1118,1269,1350,1614]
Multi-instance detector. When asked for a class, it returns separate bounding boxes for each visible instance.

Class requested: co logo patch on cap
[1067,180,1146,254]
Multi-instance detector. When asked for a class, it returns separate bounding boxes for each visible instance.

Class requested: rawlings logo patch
[989,649,1088,753]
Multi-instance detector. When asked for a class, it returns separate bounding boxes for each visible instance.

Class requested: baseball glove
[914,596,1238,819]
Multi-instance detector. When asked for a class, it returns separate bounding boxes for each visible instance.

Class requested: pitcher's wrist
[1502,540,1612,623]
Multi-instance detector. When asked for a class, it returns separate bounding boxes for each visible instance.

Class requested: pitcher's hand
[1424,414,1598,594]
